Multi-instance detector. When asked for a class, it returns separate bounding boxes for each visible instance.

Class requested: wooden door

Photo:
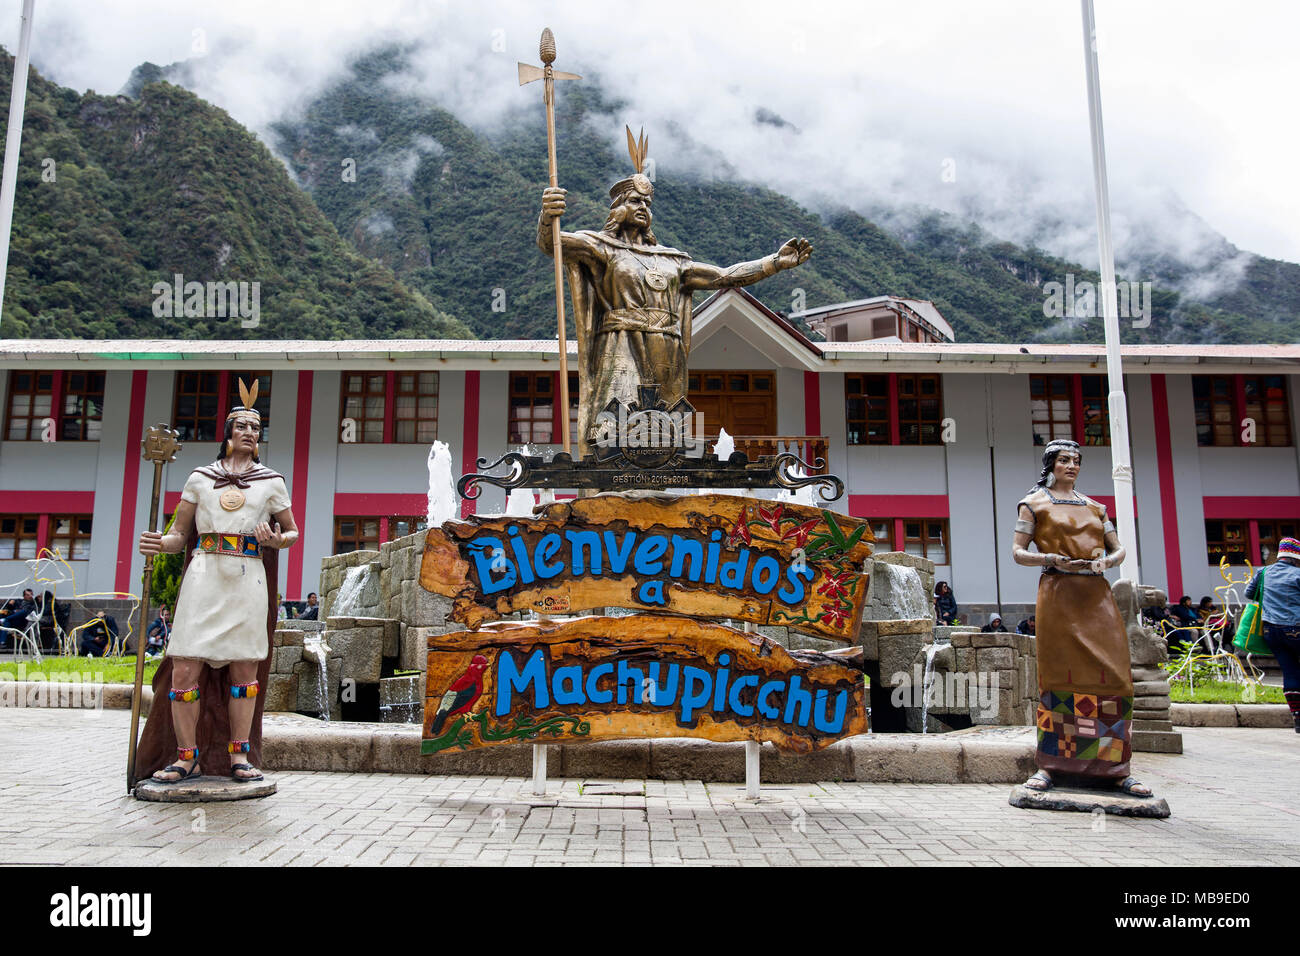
[687,370,777,437]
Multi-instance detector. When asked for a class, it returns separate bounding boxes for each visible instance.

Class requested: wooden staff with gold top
[126,423,181,792]
[519,27,581,453]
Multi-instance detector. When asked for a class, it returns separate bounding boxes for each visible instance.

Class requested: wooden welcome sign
[422,615,868,756]
[419,493,873,642]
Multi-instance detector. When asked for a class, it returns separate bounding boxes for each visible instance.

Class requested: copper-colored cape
[133,525,279,778]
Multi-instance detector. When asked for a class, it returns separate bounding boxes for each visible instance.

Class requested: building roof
[1,289,1297,374]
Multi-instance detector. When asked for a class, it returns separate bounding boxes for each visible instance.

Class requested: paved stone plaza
[2,708,1297,866]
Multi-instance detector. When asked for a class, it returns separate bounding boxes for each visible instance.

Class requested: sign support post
[743,620,760,799]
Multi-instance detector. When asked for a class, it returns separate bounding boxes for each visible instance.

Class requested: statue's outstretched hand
[542,186,567,223]
[776,237,812,270]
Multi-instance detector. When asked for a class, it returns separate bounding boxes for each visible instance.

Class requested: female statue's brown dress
[1021,488,1133,780]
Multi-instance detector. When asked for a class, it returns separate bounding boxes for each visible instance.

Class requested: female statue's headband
[609,125,653,202]
[227,377,262,422]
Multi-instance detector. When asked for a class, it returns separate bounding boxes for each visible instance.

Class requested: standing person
[299,593,320,621]
[981,615,1008,633]
[135,379,298,783]
[1246,537,1300,733]
[934,581,958,625]
[1011,439,1150,797]
[1017,615,1037,636]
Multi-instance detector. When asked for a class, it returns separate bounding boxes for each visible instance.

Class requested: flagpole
[1080,0,1139,584]
[0,0,35,329]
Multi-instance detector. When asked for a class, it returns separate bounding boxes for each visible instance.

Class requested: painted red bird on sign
[430,654,490,734]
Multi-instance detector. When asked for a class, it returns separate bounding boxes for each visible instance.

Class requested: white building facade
[0,289,1294,625]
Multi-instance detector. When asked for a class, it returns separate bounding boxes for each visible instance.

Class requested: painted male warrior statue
[538,128,812,454]
[135,378,298,783]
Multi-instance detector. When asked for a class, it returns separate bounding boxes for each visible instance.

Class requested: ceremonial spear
[519,27,581,454]
[126,423,181,791]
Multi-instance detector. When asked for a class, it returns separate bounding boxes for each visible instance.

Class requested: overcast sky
[5,0,1298,275]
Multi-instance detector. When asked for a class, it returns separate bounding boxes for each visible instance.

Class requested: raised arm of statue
[682,238,813,291]
[537,187,603,267]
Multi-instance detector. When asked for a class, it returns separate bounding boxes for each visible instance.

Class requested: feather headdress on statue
[604,126,657,244]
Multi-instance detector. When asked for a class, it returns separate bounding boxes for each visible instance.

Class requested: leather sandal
[1022,770,1053,791]
[230,764,264,782]
[153,761,201,784]
[1116,776,1152,798]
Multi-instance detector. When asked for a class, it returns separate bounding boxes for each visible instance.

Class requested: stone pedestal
[135,775,277,802]
[1009,783,1170,818]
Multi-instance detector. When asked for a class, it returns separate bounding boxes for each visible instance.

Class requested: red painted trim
[0,491,95,512]
[50,371,64,437]
[551,371,562,438]
[115,371,148,593]
[286,371,313,601]
[35,514,50,554]
[893,519,905,554]
[462,371,480,519]
[334,492,429,515]
[217,374,231,430]
[803,371,821,436]
[1202,496,1300,520]
[849,494,950,518]
[1070,375,1085,446]
[1248,520,1263,566]
[380,517,390,543]
[887,374,900,445]
[1150,375,1183,601]
[382,371,395,444]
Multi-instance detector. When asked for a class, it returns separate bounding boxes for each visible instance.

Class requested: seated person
[0,588,37,649]
[1166,595,1202,649]
[980,614,1008,633]
[1016,615,1036,636]
[78,609,118,658]
[299,592,320,621]
[145,607,171,656]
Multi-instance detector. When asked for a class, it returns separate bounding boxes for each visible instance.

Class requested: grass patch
[1168,680,1285,705]
[1,654,161,685]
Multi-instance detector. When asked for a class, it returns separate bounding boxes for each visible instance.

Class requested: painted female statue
[1011,439,1151,796]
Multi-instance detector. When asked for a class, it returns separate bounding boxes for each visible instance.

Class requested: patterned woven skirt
[1034,572,1133,780]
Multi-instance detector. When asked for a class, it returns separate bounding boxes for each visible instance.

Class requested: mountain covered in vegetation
[0,51,471,340]
[267,45,1299,344]
[5,43,1298,344]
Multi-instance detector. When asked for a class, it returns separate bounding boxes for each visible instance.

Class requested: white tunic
[167,467,292,666]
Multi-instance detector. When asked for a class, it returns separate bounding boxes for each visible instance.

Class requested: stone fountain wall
[279,532,456,721]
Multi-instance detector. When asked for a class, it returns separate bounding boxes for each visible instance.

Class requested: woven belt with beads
[196,532,262,558]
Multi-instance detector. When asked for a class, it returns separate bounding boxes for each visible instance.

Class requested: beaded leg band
[176,746,198,761]
[230,680,259,699]
[228,740,251,754]
[168,685,200,702]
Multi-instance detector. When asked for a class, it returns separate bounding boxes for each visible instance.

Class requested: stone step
[1133,718,1174,732]
[1131,730,1183,754]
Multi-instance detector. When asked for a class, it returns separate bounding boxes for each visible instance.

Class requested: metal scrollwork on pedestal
[457,448,844,501]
